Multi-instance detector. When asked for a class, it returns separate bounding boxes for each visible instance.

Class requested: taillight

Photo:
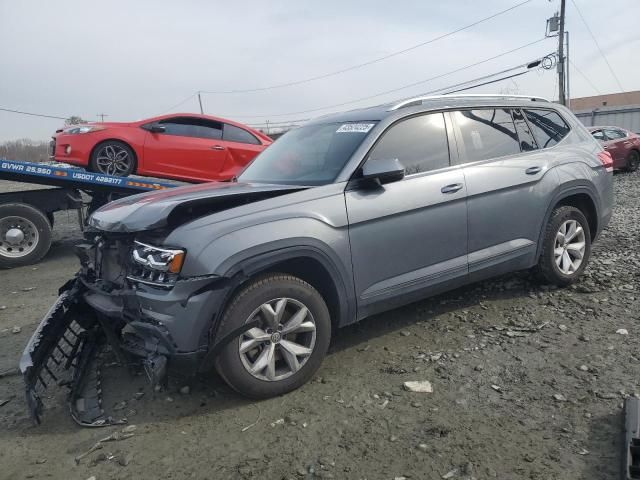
[597,151,613,172]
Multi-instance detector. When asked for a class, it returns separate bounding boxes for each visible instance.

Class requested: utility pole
[197,91,204,114]
[557,0,566,105]
[97,113,108,122]
[565,31,570,108]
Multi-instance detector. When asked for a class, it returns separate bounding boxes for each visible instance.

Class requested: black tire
[536,206,591,286]
[89,140,136,177]
[214,273,331,399]
[626,150,640,172]
[0,203,52,268]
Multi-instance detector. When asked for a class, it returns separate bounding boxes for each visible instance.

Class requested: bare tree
[65,116,88,125]
[0,139,50,163]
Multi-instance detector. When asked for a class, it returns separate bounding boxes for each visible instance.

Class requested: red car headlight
[62,125,106,135]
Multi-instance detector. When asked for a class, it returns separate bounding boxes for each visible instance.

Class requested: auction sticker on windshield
[336,123,375,133]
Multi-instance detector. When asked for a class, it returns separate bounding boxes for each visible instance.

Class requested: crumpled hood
[89,181,306,233]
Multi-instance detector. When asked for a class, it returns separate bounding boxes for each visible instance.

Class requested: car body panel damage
[88,181,307,232]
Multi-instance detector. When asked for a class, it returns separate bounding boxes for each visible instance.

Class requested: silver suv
[21,95,614,421]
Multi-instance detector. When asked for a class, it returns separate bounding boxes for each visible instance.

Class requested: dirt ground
[0,173,639,480]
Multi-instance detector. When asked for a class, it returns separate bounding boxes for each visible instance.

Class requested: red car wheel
[90,141,136,176]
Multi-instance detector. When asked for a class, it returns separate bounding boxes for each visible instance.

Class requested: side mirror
[360,158,405,185]
[149,123,166,133]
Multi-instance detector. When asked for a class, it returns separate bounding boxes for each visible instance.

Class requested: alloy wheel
[95,144,132,176]
[554,219,586,275]
[238,297,317,381]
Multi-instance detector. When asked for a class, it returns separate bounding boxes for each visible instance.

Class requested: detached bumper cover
[19,281,111,426]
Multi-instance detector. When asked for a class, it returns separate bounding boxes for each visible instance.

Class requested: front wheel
[536,206,591,286]
[214,274,331,399]
[89,141,136,176]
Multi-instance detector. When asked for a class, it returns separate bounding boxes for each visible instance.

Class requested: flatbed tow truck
[0,158,180,268]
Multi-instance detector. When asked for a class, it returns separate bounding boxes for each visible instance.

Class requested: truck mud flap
[19,286,121,427]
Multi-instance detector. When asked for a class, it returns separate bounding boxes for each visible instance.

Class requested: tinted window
[512,109,537,152]
[453,109,520,162]
[591,129,606,141]
[367,113,449,175]
[523,109,570,148]
[159,117,222,140]
[604,128,626,140]
[238,122,376,185]
[223,124,260,145]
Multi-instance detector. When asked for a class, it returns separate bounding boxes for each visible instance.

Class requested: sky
[0,0,639,142]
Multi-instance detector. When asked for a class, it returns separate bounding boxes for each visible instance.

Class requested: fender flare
[534,182,601,258]
[218,240,355,327]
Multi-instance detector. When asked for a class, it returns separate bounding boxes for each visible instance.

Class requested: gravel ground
[0,172,638,480]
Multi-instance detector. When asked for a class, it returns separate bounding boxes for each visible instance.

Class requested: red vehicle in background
[50,113,272,182]
[588,126,640,172]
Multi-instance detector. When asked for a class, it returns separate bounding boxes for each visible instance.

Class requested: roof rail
[388,94,551,111]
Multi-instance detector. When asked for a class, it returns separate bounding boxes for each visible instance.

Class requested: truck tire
[214,273,331,399]
[0,203,53,268]
[536,206,591,286]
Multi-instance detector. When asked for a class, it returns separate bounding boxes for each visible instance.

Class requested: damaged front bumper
[19,259,254,427]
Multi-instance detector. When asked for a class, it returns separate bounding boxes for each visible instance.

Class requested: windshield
[238,122,377,185]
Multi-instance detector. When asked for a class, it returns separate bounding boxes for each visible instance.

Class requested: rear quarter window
[523,109,570,149]
[223,124,261,145]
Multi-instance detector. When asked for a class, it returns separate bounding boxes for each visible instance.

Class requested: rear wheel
[0,203,52,268]
[89,141,136,176]
[214,274,331,399]
[536,206,591,286]
[626,150,639,172]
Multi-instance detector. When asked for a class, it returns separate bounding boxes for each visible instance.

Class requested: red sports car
[50,114,272,182]
[588,126,640,172]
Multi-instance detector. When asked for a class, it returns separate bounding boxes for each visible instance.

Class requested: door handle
[211,145,225,151]
[525,166,542,175]
[441,183,463,194]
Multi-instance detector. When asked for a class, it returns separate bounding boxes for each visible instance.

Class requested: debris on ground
[403,381,433,393]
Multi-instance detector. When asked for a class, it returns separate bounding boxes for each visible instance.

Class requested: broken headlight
[128,241,185,287]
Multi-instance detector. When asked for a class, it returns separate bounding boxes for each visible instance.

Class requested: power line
[442,70,532,95]
[247,67,546,129]
[200,0,533,95]
[156,93,197,115]
[226,38,550,119]
[0,107,67,121]
[569,0,624,93]
[568,59,602,95]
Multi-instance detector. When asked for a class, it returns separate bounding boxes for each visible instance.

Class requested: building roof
[570,90,640,111]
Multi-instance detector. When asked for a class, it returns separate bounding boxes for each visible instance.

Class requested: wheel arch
[198,246,355,372]
[535,185,599,259]
[219,245,354,332]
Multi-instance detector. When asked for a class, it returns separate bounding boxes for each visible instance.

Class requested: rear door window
[452,109,520,163]
[523,109,570,148]
[591,129,606,141]
[367,112,450,175]
[159,117,223,140]
[223,124,261,144]
[511,109,538,152]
